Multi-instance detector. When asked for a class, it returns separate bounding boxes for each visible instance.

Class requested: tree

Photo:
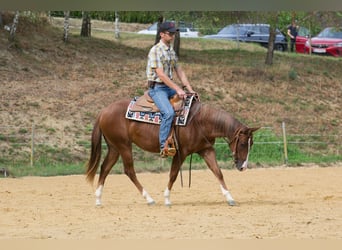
[265,12,279,65]
[0,11,3,28]
[9,11,19,42]
[265,25,276,65]
[63,11,70,42]
[154,15,163,45]
[173,25,180,57]
[114,11,120,39]
[80,11,91,37]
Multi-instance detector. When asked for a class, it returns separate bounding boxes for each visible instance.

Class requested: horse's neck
[225,114,243,140]
[200,104,242,139]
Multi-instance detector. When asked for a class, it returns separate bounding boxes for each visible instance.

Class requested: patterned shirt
[146,40,178,82]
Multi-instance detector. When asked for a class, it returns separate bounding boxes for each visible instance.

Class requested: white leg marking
[220,184,236,206]
[95,185,103,206]
[164,188,171,206]
[142,189,155,205]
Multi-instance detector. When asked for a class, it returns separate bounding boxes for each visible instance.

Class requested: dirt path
[0,166,341,239]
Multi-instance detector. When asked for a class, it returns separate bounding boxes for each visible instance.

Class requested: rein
[176,93,200,188]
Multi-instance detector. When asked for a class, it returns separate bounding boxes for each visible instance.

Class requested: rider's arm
[175,66,194,93]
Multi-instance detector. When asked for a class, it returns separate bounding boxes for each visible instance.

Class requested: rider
[146,21,195,158]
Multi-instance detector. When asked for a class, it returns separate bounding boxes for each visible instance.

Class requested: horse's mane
[189,102,242,137]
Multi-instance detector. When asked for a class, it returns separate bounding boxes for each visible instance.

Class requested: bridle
[224,127,252,163]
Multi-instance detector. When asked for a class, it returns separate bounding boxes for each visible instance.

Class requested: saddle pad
[125,95,195,126]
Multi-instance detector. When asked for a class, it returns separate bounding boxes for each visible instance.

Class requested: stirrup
[167,147,176,157]
[160,147,176,158]
[160,149,168,158]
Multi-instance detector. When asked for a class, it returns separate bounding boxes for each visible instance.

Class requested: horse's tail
[85,115,102,185]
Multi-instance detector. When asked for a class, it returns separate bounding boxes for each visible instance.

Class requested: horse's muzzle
[236,160,248,171]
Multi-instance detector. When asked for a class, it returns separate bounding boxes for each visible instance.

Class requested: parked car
[304,27,342,57]
[295,26,311,53]
[137,21,199,38]
[203,23,288,51]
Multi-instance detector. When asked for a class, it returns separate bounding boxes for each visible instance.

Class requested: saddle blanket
[125,95,195,126]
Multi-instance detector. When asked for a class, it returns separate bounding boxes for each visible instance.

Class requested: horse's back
[99,98,130,119]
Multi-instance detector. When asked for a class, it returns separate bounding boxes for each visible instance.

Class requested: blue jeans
[149,84,176,151]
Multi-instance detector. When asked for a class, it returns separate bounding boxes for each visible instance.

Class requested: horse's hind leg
[95,147,119,206]
[120,149,155,205]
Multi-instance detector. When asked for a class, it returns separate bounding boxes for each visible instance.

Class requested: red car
[304,27,342,57]
[295,26,311,53]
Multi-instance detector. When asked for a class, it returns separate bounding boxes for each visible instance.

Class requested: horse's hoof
[164,200,172,207]
[147,200,156,206]
[227,200,236,206]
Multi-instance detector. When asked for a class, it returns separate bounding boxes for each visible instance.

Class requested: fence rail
[0,122,341,167]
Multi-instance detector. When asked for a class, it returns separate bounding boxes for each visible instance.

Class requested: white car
[137,22,199,38]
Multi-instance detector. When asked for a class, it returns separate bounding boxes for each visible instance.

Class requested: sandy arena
[0,165,341,239]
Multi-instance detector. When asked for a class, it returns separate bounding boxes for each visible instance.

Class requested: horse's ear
[249,127,260,133]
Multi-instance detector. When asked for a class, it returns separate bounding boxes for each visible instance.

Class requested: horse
[85,98,259,206]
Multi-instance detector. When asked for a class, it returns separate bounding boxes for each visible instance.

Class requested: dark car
[203,23,288,51]
[304,27,342,57]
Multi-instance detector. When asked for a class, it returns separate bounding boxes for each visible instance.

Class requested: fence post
[30,123,35,166]
[282,121,288,164]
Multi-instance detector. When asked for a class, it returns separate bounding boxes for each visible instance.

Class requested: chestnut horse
[86,98,259,206]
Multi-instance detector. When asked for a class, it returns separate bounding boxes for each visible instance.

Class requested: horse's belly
[130,123,160,153]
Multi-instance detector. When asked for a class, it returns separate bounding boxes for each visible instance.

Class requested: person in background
[287,20,299,52]
[146,21,195,158]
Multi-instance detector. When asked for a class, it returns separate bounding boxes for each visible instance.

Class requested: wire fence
[0,122,341,168]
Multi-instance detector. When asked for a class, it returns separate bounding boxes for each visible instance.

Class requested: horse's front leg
[199,147,236,206]
[164,155,186,206]
[164,187,172,207]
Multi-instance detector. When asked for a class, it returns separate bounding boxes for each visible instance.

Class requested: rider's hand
[186,86,195,94]
[176,88,187,99]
